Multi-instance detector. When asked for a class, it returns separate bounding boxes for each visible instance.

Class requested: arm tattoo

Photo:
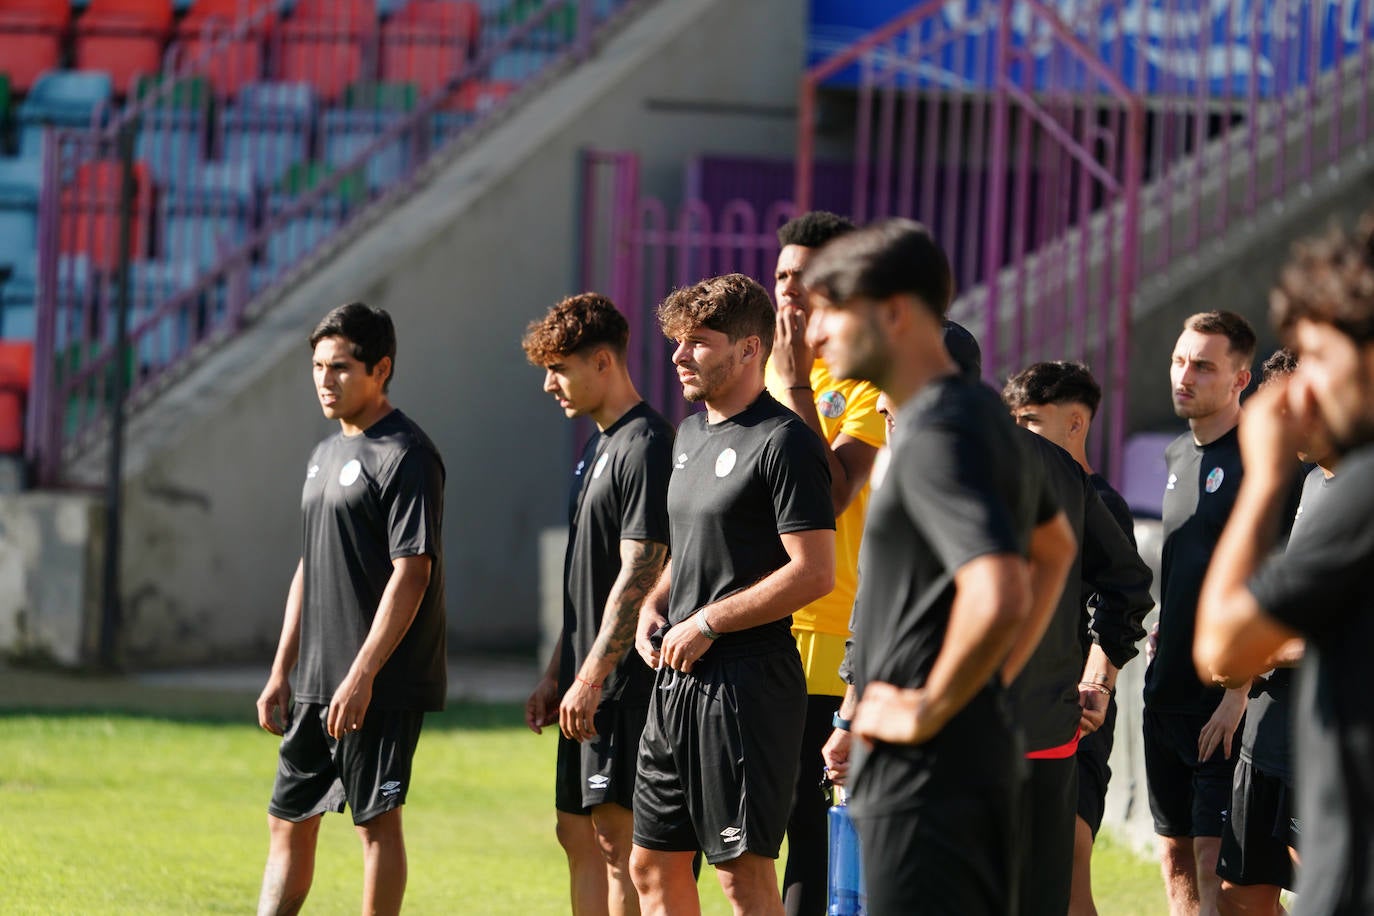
[591,540,669,664]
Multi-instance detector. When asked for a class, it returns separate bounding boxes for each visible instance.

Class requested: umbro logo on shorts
[720,826,742,843]
[588,774,610,790]
[380,780,402,797]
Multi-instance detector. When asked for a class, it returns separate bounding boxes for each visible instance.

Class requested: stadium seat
[219,81,316,186]
[264,161,365,268]
[0,263,36,340]
[323,81,417,190]
[0,1,69,94]
[0,388,22,452]
[17,70,116,159]
[75,0,176,97]
[0,155,42,273]
[125,257,200,370]
[59,159,154,270]
[159,161,256,268]
[380,1,479,98]
[176,0,278,99]
[275,0,377,105]
[133,74,212,187]
[490,49,553,83]
[0,337,32,387]
[0,73,11,154]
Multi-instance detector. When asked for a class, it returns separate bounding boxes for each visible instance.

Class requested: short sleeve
[616,429,672,546]
[897,419,1023,572]
[1249,487,1374,641]
[761,422,836,535]
[381,446,444,560]
[837,381,887,449]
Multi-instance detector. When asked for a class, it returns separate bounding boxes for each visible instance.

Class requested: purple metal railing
[27,0,638,486]
[580,150,796,425]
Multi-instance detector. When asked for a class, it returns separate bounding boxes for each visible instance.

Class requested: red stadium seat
[59,160,154,271]
[0,0,69,93]
[275,0,376,105]
[380,1,479,97]
[76,0,176,97]
[0,340,33,390]
[0,389,22,453]
[177,0,277,99]
[447,79,514,113]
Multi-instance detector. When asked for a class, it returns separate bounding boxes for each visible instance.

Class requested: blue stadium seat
[126,259,201,370]
[138,108,210,188]
[263,195,344,268]
[0,258,36,340]
[17,70,115,159]
[490,50,553,82]
[160,161,257,268]
[321,107,415,190]
[0,156,42,275]
[219,82,317,186]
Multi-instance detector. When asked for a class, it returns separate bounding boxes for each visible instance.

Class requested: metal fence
[27,0,635,485]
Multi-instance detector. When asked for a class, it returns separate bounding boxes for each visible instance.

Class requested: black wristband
[832,711,852,731]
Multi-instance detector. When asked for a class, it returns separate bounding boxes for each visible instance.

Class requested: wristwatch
[832,711,852,731]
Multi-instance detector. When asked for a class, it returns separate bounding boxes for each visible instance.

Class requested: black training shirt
[848,376,1057,815]
[665,390,834,656]
[1241,466,1326,786]
[561,402,673,705]
[295,409,447,711]
[1250,448,1374,915]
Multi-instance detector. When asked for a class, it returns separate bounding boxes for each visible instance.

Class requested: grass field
[0,665,1167,914]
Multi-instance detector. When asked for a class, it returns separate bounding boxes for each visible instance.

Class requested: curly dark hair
[1271,215,1374,345]
[1002,361,1102,416]
[657,274,774,352]
[1259,348,1298,385]
[777,210,856,249]
[521,292,630,367]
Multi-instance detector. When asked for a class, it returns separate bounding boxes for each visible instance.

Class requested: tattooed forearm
[590,539,669,665]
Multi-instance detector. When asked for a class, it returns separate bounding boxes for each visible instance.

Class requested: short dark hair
[309,302,396,391]
[1260,347,1298,384]
[658,273,775,352]
[1183,310,1257,366]
[802,218,954,318]
[1002,360,1103,416]
[777,210,856,249]
[521,292,629,366]
[1271,215,1374,345]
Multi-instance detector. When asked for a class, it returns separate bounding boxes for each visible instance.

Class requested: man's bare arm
[1001,511,1077,684]
[325,554,432,739]
[659,529,835,673]
[256,558,305,735]
[635,557,672,669]
[559,539,669,742]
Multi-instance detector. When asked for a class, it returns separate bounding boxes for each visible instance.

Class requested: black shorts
[268,702,424,826]
[1143,706,1236,838]
[632,648,806,865]
[852,788,1018,916]
[1216,757,1296,889]
[1019,755,1078,916]
[1076,696,1117,837]
[555,697,649,814]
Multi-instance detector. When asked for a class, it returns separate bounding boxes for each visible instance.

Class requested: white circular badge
[715,448,737,478]
[338,459,362,487]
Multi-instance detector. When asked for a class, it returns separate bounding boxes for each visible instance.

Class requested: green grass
[0,666,1165,914]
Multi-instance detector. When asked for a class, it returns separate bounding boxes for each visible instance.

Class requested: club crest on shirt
[817,390,847,419]
[674,453,688,470]
[1205,467,1224,493]
[338,459,362,487]
[715,448,737,478]
[593,453,610,479]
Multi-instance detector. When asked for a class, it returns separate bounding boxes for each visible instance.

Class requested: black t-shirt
[560,402,673,705]
[665,390,834,656]
[1090,474,1137,547]
[1250,448,1374,915]
[1147,427,1245,713]
[1084,473,1144,660]
[848,377,1057,815]
[295,409,447,711]
[1010,432,1154,751]
[1243,466,1329,786]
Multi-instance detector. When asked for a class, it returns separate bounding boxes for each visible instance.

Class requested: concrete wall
[0,493,104,666]
[70,0,806,666]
